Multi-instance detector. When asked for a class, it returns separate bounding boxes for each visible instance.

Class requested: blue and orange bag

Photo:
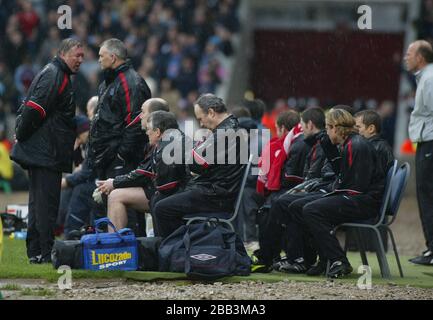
[81,218,138,271]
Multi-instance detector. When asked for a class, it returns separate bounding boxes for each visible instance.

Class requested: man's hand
[97,178,115,195]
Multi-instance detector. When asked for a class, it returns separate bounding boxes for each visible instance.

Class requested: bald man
[96,99,189,234]
[86,96,98,121]
[405,40,433,265]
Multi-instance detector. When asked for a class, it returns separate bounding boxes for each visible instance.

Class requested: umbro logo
[190,254,217,261]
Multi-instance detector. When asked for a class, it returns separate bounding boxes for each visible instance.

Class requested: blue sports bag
[81,217,138,271]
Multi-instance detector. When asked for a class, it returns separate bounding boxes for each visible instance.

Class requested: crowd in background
[2,0,433,190]
[0,0,240,142]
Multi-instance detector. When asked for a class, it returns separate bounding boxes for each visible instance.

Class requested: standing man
[88,38,151,180]
[405,40,433,265]
[11,38,84,264]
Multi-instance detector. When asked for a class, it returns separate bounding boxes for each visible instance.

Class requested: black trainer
[250,251,273,273]
[279,257,308,274]
[40,254,52,264]
[409,250,433,266]
[272,257,293,272]
[29,255,41,264]
[306,261,326,276]
[327,260,353,278]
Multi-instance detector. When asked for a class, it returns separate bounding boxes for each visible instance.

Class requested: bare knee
[108,189,126,205]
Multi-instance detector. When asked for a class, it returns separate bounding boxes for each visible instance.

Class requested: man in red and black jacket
[288,108,384,278]
[97,110,190,235]
[88,38,151,180]
[11,38,84,264]
[252,107,329,272]
[153,94,245,238]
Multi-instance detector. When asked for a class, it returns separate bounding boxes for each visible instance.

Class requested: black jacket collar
[103,60,132,84]
[53,56,74,75]
[304,130,324,147]
[214,114,239,131]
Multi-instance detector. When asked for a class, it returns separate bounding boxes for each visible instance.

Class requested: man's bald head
[140,98,170,130]
[405,40,433,73]
[86,96,98,121]
[144,98,170,113]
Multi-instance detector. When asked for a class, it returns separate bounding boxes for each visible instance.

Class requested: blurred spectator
[13,55,38,103]
[160,78,182,116]
[175,56,198,97]
[0,0,241,143]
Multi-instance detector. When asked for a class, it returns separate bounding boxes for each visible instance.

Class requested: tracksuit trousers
[26,167,62,260]
[416,141,433,251]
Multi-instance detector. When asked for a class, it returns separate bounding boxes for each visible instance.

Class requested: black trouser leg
[26,169,40,258]
[26,167,62,260]
[303,195,378,263]
[153,189,234,238]
[258,192,313,265]
[416,141,433,251]
[236,187,260,242]
[288,193,324,265]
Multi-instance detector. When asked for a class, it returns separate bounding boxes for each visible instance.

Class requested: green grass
[20,287,55,297]
[2,238,433,288]
[0,283,22,291]
[0,238,125,282]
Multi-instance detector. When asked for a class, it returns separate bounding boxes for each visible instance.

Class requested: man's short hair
[57,38,82,56]
[147,98,170,113]
[355,109,382,134]
[301,107,325,130]
[243,99,265,121]
[101,38,128,61]
[332,104,354,115]
[195,94,227,114]
[276,110,300,131]
[416,40,433,64]
[231,106,252,118]
[147,111,179,133]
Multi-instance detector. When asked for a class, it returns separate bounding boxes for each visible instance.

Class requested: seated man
[62,114,96,238]
[152,94,245,238]
[256,110,308,197]
[351,109,394,251]
[97,110,189,234]
[252,107,328,272]
[354,110,394,176]
[290,108,384,278]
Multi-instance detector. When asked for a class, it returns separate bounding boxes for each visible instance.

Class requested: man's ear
[156,128,162,137]
[367,124,376,135]
[208,108,216,118]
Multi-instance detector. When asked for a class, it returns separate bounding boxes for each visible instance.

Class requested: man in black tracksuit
[153,94,245,238]
[88,38,151,180]
[253,107,329,271]
[11,39,84,263]
[352,110,394,252]
[354,110,394,180]
[290,108,384,278]
[97,111,190,235]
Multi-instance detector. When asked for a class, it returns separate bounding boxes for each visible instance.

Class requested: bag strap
[94,217,124,242]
